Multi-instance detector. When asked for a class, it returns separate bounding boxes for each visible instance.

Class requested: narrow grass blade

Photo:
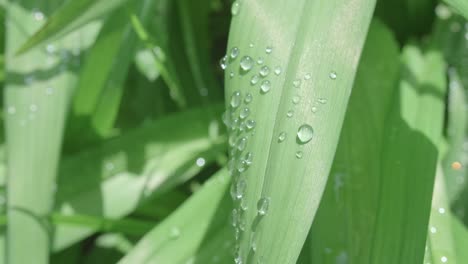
[308,25,446,263]
[17,0,128,54]
[118,169,233,264]
[451,213,468,262]
[444,0,468,20]
[53,105,226,250]
[224,0,376,263]
[4,3,82,263]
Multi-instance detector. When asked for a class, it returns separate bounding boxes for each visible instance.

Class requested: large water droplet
[260,80,271,93]
[240,108,250,119]
[259,66,270,77]
[231,91,242,108]
[237,137,247,151]
[240,56,254,72]
[278,132,286,142]
[257,197,270,216]
[230,47,240,59]
[246,120,256,130]
[231,1,240,16]
[329,71,337,80]
[297,124,314,143]
[250,75,260,85]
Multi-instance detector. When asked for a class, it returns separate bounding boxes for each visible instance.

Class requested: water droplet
[293,79,301,88]
[304,73,311,80]
[240,108,250,119]
[274,66,282,76]
[237,159,248,172]
[287,110,294,118]
[237,137,247,151]
[230,72,235,78]
[220,55,228,70]
[231,1,240,16]
[232,209,239,227]
[30,104,38,112]
[257,197,270,216]
[231,118,240,131]
[318,98,328,104]
[46,44,56,54]
[229,134,237,147]
[246,120,256,130]
[296,151,303,159]
[292,95,301,104]
[231,91,242,108]
[441,256,448,263]
[7,106,16,115]
[278,132,286,142]
[250,75,260,85]
[259,66,270,77]
[244,152,253,165]
[196,157,206,167]
[438,208,446,214]
[265,46,273,54]
[240,198,248,211]
[430,226,437,233]
[249,43,254,48]
[170,227,181,239]
[33,9,45,21]
[257,57,264,65]
[297,124,314,143]
[311,106,318,113]
[240,56,254,72]
[230,47,240,59]
[260,80,271,93]
[329,71,337,80]
[244,93,253,104]
[235,179,247,199]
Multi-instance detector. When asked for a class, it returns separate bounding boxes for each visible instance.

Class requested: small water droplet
[293,79,301,88]
[430,226,437,233]
[274,66,282,75]
[244,152,253,165]
[237,137,247,151]
[246,120,256,130]
[196,157,206,167]
[278,132,286,142]
[240,198,248,211]
[232,209,239,227]
[259,66,270,77]
[235,179,247,199]
[296,151,303,159]
[318,98,328,104]
[231,1,240,16]
[237,159,248,173]
[297,124,314,143]
[260,80,271,93]
[240,108,250,119]
[287,110,294,118]
[329,71,337,80]
[265,46,273,54]
[30,104,38,112]
[230,47,240,59]
[220,55,228,70]
[311,106,318,113]
[45,44,56,55]
[249,43,254,48]
[170,227,181,239]
[231,91,242,108]
[438,208,446,214]
[441,256,448,263]
[292,95,301,104]
[244,93,253,104]
[230,72,235,78]
[240,56,254,72]
[304,73,311,80]
[33,9,45,21]
[250,75,260,85]
[257,57,264,65]
[231,118,240,131]
[257,197,270,216]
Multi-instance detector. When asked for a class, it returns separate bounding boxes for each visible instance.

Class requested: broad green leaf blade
[307,19,401,264]
[53,105,226,250]
[119,169,233,264]
[224,0,376,263]
[5,2,82,263]
[17,0,128,54]
[444,0,468,20]
[308,28,446,263]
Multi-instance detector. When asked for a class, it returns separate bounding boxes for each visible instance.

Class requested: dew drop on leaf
[260,80,271,93]
[220,55,228,70]
[278,132,286,142]
[265,46,273,54]
[259,66,270,77]
[304,73,311,80]
[240,108,250,119]
[287,110,294,118]
[244,93,253,104]
[240,56,254,71]
[230,47,240,59]
[231,91,242,108]
[293,79,301,88]
[274,66,282,76]
[231,1,240,16]
[257,197,270,216]
[246,119,256,130]
[296,151,303,159]
[292,95,301,104]
[237,137,247,151]
[297,124,314,143]
[257,57,264,65]
[251,75,260,85]
[329,71,337,80]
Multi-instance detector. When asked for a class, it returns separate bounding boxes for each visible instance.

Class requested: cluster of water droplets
[428,206,449,263]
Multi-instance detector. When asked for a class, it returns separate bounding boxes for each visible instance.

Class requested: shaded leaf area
[119,169,233,264]
[52,105,226,251]
[17,0,128,54]
[304,20,446,264]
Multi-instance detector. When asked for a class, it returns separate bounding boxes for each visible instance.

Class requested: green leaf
[451,213,468,262]
[53,105,226,250]
[224,0,376,263]
[309,40,446,264]
[17,0,128,54]
[119,169,233,264]
[4,3,83,263]
[444,0,468,20]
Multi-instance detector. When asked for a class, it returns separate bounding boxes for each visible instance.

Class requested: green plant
[0,0,467,263]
